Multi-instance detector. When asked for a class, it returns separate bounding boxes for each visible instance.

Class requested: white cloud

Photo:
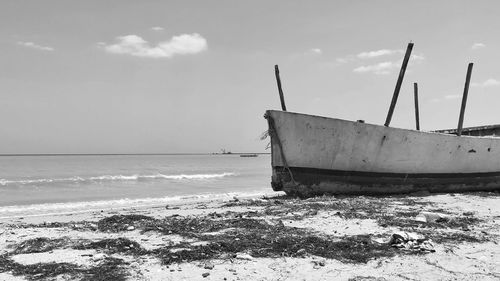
[336,49,422,67]
[308,48,322,55]
[17,41,54,52]
[102,33,208,58]
[429,94,460,103]
[335,55,356,64]
[411,54,425,62]
[471,78,500,88]
[357,49,403,59]
[471,43,486,50]
[353,54,424,75]
[353,61,398,75]
[151,26,164,31]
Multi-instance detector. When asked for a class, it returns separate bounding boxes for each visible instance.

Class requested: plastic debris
[235,253,254,260]
[415,212,450,223]
[389,231,435,252]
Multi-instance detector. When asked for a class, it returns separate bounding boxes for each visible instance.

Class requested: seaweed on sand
[223,195,433,223]
[75,237,147,255]
[142,215,229,236]
[97,214,155,232]
[0,255,80,280]
[140,215,273,238]
[414,229,486,244]
[376,211,483,230]
[255,233,394,263]
[10,237,70,254]
[80,257,130,281]
[153,217,396,265]
[2,236,136,280]
[0,255,129,281]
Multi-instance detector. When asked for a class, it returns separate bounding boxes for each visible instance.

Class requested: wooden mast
[384,42,414,127]
[274,65,287,111]
[414,83,420,130]
[457,63,474,136]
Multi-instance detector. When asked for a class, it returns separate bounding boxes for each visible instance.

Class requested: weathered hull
[266,110,500,196]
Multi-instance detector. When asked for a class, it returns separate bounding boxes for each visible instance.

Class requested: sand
[0,192,499,280]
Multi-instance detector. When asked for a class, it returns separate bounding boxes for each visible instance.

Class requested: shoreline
[0,190,280,223]
[0,191,499,280]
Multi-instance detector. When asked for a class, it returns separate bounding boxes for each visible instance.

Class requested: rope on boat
[265,113,297,185]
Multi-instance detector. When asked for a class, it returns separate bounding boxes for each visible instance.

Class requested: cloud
[411,54,425,62]
[301,48,322,57]
[102,33,207,58]
[471,43,486,50]
[308,48,322,55]
[151,26,164,31]
[353,61,399,75]
[471,78,500,88]
[337,48,414,65]
[353,54,425,75]
[17,41,54,51]
[335,55,356,64]
[429,93,462,103]
[357,49,403,59]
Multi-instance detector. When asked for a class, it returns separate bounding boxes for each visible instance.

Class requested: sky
[1,1,500,154]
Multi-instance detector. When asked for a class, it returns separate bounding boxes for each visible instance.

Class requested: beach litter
[414,212,451,223]
[389,231,435,252]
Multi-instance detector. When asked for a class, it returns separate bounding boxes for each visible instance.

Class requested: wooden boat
[266,43,500,196]
[266,110,500,196]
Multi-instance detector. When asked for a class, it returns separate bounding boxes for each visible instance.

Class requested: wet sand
[0,192,499,280]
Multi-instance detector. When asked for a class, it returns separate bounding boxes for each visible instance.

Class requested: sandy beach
[0,191,499,281]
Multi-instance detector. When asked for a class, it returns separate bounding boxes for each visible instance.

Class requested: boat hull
[266,110,500,196]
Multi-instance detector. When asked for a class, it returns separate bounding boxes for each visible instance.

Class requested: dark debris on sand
[2,192,494,280]
[80,257,130,281]
[220,194,491,246]
[0,255,80,281]
[10,237,70,254]
[97,214,155,232]
[224,194,486,231]
[75,237,147,255]
[153,219,396,265]
[0,255,129,281]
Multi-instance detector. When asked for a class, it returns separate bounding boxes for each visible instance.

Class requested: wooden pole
[457,63,474,136]
[414,83,420,130]
[384,42,414,127]
[274,65,287,111]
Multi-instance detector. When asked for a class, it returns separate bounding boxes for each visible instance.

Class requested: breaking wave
[0,172,236,186]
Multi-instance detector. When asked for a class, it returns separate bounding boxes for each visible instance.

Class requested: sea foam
[0,172,236,186]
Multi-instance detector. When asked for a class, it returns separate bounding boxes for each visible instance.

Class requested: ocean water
[0,154,272,217]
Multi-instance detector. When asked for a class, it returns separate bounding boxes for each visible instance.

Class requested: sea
[0,154,273,218]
